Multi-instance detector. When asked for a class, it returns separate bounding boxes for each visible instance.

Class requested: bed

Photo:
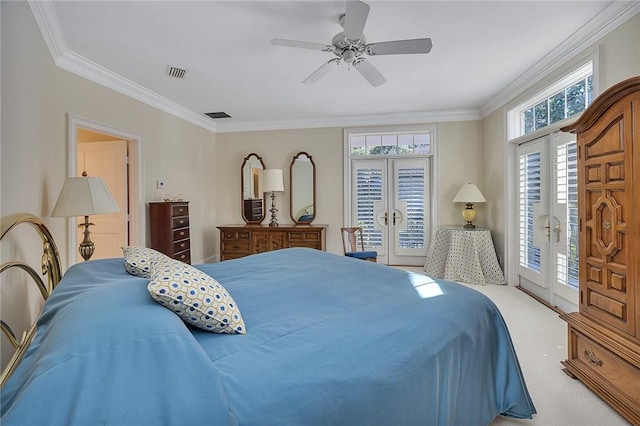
[0,213,536,425]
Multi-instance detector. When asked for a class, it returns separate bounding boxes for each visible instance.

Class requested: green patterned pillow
[147,259,246,334]
[122,246,170,278]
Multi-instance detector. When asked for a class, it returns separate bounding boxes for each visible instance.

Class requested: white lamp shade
[262,169,284,192]
[452,183,486,203]
[52,176,120,217]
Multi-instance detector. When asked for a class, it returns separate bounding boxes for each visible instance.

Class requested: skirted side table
[424,226,505,285]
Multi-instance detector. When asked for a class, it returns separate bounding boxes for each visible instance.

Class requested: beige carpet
[400,267,629,426]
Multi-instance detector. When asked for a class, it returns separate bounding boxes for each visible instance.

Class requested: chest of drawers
[217,224,326,261]
[149,201,191,264]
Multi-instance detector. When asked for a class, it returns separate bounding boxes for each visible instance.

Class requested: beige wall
[481,13,640,274]
[1,1,217,268]
[216,121,483,257]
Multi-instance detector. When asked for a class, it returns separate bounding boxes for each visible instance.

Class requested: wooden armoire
[560,76,640,424]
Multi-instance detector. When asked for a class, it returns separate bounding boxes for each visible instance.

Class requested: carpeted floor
[400,266,630,426]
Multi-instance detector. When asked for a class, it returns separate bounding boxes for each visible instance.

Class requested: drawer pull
[584,349,603,367]
[179,231,185,237]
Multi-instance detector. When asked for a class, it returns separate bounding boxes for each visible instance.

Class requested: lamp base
[461,203,477,229]
[78,216,95,261]
[268,191,279,227]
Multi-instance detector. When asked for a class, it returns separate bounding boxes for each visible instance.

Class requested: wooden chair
[340,227,377,262]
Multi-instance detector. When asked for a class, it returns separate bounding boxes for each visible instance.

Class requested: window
[509,61,593,140]
[349,131,432,156]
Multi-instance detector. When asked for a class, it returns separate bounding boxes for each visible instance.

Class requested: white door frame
[66,114,145,267]
[507,129,578,312]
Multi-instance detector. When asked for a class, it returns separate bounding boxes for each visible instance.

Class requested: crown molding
[214,109,482,133]
[29,1,635,134]
[26,1,480,135]
[481,2,640,118]
[28,1,217,133]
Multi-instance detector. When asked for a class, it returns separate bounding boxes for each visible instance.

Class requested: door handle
[383,212,388,226]
[542,220,551,241]
[392,212,397,225]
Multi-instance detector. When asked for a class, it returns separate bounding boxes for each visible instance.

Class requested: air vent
[166,66,187,79]
[204,112,232,119]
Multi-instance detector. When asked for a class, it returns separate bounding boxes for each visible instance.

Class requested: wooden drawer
[222,230,250,241]
[222,253,249,261]
[171,204,189,217]
[221,241,250,254]
[173,239,190,254]
[571,329,640,398]
[288,231,320,242]
[173,251,191,264]
[172,216,189,229]
[173,228,190,241]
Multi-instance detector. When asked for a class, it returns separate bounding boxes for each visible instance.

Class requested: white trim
[66,115,146,267]
[29,2,217,134]
[343,125,439,262]
[481,1,640,118]
[216,109,480,133]
[28,1,639,134]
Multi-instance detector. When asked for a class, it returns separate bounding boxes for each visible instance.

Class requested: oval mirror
[290,152,316,224]
[241,153,266,224]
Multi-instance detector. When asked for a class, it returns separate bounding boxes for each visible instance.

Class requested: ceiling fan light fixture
[343,49,356,63]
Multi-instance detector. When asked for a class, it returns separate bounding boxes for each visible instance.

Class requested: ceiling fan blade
[343,1,370,40]
[303,59,342,84]
[353,59,386,87]
[271,38,335,52]
[366,38,433,56]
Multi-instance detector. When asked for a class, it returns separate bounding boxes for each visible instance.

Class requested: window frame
[507,52,599,141]
[343,124,439,232]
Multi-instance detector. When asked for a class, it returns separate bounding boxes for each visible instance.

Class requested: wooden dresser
[149,201,191,264]
[217,224,327,261]
[560,76,640,424]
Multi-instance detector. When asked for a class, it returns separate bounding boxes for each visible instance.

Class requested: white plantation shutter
[554,141,579,289]
[519,151,542,272]
[353,163,384,248]
[396,165,426,249]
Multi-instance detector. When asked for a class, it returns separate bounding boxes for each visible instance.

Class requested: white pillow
[122,246,169,278]
[147,258,246,334]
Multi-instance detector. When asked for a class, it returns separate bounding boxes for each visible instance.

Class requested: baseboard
[516,285,566,315]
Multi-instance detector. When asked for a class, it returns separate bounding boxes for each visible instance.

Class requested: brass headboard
[0,213,62,387]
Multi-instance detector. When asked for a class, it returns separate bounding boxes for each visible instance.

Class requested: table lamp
[52,172,120,261]
[262,169,284,227]
[452,183,486,228]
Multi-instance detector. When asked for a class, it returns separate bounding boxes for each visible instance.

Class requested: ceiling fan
[271,0,432,87]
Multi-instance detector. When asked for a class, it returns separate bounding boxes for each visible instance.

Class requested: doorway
[66,115,144,266]
[516,131,579,312]
[349,157,430,265]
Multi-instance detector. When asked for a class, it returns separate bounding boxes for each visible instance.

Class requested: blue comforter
[1,248,535,425]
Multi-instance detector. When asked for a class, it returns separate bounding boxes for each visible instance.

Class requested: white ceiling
[37,1,638,132]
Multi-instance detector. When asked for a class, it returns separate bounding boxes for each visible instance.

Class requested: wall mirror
[241,153,266,224]
[290,151,316,224]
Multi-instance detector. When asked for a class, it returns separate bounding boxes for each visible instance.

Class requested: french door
[350,157,430,265]
[517,132,579,312]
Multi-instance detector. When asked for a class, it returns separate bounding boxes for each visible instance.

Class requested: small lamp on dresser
[452,183,486,228]
[262,169,284,227]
